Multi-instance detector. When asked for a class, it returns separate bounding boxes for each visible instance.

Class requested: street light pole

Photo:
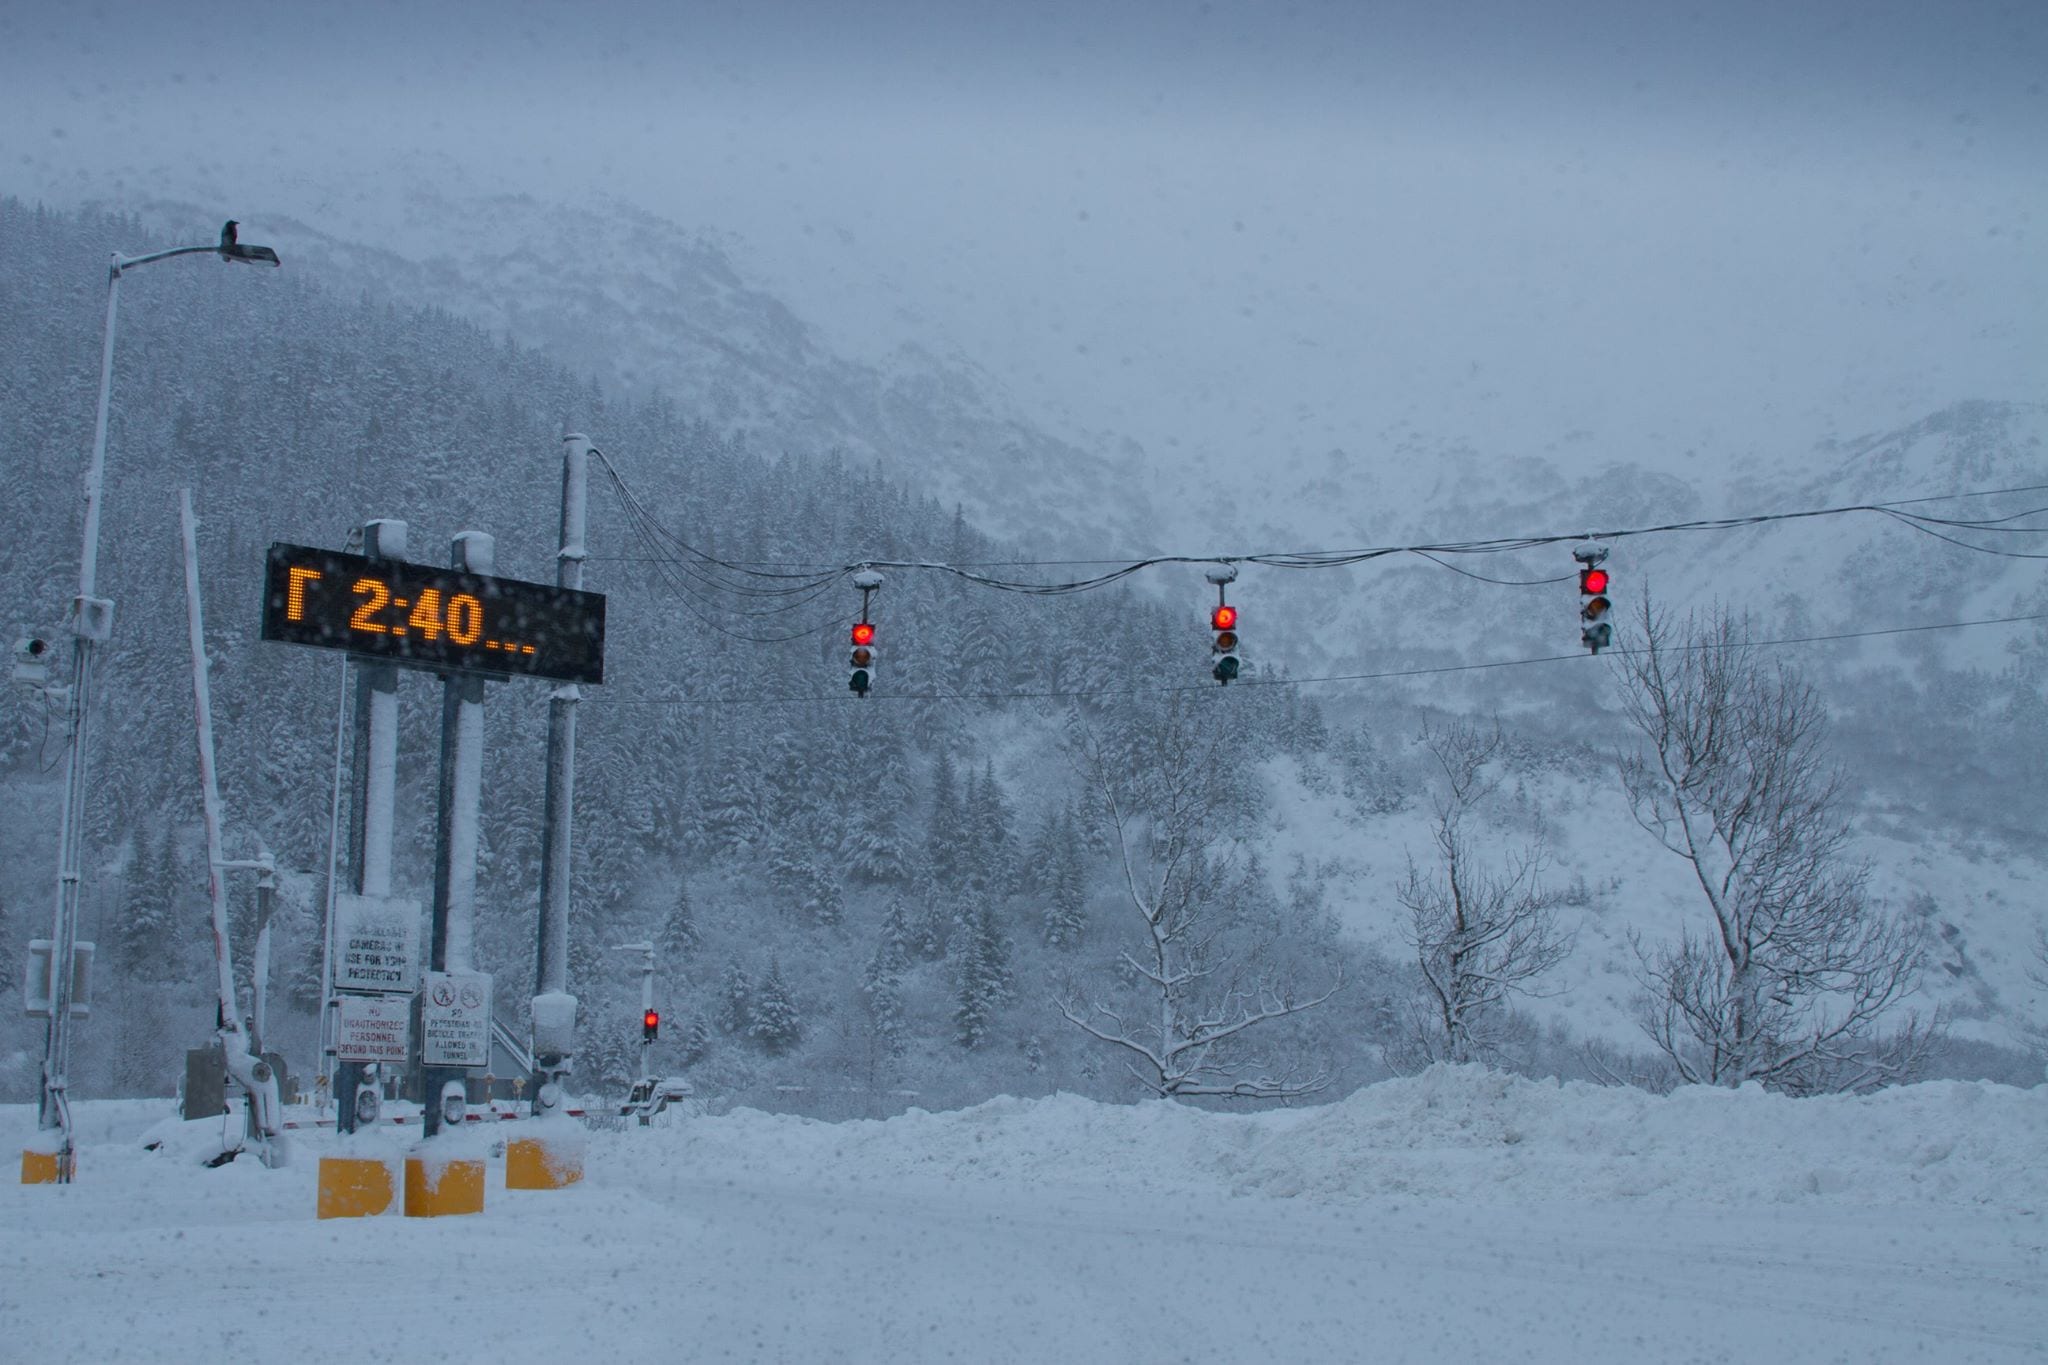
[31,233,280,1180]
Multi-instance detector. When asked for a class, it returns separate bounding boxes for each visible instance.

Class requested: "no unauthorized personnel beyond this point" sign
[334,994,412,1063]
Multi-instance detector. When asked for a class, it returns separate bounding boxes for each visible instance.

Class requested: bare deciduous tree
[1617,601,1937,1094]
[1397,719,1572,1067]
[1056,703,1341,1099]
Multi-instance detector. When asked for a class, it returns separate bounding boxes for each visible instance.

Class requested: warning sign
[333,893,421,994]
[334,994,411,1063]
[421,970,493,1068]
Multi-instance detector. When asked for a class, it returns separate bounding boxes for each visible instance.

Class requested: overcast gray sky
[3,0,2042,508]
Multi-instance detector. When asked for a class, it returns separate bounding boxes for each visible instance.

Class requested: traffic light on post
[643,1009,660,1042]
[1575,544,1612,654]
[1211,602,1241,684]
[849,620,876,696]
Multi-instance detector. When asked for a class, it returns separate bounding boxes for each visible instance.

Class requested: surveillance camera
[12,636,51,684]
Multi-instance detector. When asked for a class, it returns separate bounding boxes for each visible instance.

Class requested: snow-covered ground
[5,1069,2044,1363]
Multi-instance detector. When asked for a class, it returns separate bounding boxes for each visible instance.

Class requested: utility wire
[591,447,853,644]
[588,446,2048,656]
[586,609,2048,709]
[587,469,2048,589]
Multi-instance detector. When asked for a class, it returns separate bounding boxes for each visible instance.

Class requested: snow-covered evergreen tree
[1035,810,1088,949]
[861,947,906,1062]
[965,759,1017,896]
[678,1014,712,1068]
[765,825,814,920]
[877,893,914,975]
[954,900,1012,1049]
[842,722,914,882]
[907,864,952,960]
[750,959,803,1054]
[715,957,753,1035]
[925,753,966,889]
[658,878,700,969]
[800,860,844,928]
[114,829,187,984]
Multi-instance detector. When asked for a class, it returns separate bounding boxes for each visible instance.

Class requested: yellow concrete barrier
[505,1133,584,1190]
[404,1151,485,1217]
[21,1148,72,1184]
[316,1155,396,1219]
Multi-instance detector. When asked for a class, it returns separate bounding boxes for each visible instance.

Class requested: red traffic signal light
[1576,550,1613,653]
[1210,601,1242,683]
[850,619,876,695]
[642,1009,660,1040]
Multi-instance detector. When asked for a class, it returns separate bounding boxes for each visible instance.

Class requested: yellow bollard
[404,1149,486,1217]
[21,1148,73,1184]
[505,1130,584,1190]
[317,1155,397,1218]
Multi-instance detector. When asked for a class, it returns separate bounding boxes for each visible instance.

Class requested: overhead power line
[586,609,2048,710]
[589,452,2048,602]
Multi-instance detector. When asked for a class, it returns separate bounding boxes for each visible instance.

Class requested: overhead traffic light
[1575,544,1612,654]
[1211,602,1241,684]
[643,1008,660,1042]
[848,570,885,697]
[849,620,876,696]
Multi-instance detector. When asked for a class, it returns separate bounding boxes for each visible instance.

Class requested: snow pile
[615,1066,2047,1210]
[4,1077,2044,1362]
[1224,1067,2048,1206]
[4,1068,2041,1212]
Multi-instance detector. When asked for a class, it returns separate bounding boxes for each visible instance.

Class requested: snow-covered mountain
[10,186,2044,1074]
[116,187,1157,558]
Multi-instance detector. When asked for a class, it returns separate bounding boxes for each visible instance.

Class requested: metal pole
[33,257,124,1172]
[337,517,406,1134]
[425,532,491,1137]
[77,257,122,603]
[29,238,279,1173]
[531,433,589,1114]
[180,490,280,1162]
[316,640,353,1109]
[250,854,275,1058]
[639,947,655,1085]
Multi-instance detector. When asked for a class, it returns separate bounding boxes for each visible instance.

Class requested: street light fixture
[28,224,281,1182]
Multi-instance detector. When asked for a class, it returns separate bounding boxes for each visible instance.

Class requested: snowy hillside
[4,1070,2044,1361]
[1200,400,2048,1059]
[4,194,2045,1107]
[108,184,1157,557]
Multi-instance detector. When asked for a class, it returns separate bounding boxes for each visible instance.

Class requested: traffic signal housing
[849,620,876,696]
[1211,603,1241,684]
[643,1009,660,1042]
[1575,545,1612,654]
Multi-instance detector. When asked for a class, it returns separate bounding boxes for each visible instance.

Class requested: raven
[221,220,238,248]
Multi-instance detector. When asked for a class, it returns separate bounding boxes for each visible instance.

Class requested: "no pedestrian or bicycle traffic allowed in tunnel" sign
[420,970,494,1068]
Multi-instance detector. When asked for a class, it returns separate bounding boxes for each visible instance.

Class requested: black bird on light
[216,219,280,266]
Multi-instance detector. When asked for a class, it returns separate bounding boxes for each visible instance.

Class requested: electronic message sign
[261,543,604,683]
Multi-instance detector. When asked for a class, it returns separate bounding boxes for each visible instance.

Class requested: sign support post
[338,518,406,1135]
[424,532,493,1137]
[532,432,591,1115]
